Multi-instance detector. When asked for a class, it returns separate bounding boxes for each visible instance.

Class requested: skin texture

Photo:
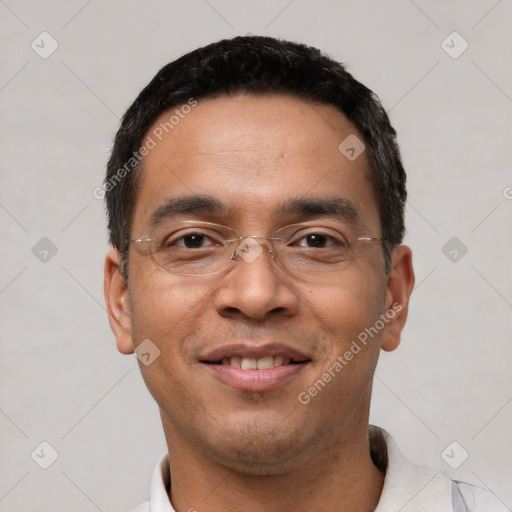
[104,94,415,512]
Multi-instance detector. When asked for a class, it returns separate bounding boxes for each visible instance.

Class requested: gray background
[1,1,511,510]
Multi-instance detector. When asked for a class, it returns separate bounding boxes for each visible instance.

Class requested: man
[103,36,504,511]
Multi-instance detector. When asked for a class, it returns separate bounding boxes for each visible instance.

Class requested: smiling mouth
[206,355,309,370]
[200,344,312,391]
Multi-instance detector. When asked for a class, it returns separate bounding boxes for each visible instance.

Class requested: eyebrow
[276,197,360,225]
[148,194,361,227]
[149,195,227,226]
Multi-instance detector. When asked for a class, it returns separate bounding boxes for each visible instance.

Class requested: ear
[104,249,134,355]
[381,245,415,352]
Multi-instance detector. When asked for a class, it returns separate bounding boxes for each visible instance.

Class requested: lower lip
[203,363,308,392]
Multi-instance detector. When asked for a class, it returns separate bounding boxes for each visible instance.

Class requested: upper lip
[201,343,311,363]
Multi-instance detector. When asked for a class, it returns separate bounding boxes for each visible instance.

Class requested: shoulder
[372,426,507,512]
[452,481,510,512]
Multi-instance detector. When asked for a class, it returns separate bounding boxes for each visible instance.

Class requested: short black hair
[105,35,406,279]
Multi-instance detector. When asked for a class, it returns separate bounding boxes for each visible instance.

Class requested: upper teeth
[221,356,291,369]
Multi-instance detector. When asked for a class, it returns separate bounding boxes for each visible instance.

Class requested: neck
[163,424,385,512]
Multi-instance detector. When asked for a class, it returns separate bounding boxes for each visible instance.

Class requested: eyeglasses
[129,220,384,276]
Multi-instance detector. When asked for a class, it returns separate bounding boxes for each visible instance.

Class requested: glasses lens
[141,221,379,276]
[274,224,373,275]
[149,223,233,275]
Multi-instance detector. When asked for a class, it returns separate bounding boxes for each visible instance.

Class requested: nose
[214,239,299,322]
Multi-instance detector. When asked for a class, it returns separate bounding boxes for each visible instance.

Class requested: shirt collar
[372,426,453,511]
[148,452,174,512]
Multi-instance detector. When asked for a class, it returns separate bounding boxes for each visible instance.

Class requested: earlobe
[381,245,415,352]
[104,249,134,355]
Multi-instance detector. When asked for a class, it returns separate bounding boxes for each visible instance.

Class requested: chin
[203,418,321,476]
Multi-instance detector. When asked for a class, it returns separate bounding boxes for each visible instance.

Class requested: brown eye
[180,234,208,248]
[294,232,340,248]
[164,233,215,249]
[304,234,329,248]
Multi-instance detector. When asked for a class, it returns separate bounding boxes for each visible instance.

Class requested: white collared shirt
[130,427,506,512]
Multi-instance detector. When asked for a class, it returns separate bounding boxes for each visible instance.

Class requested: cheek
[127,274,215,409]
[296,274,385,418]
[128,265,213,353]
[296,269,386,349]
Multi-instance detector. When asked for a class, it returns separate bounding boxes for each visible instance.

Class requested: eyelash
[165,230,346,249]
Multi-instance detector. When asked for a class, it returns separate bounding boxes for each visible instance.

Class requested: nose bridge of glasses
[231,235,279,264]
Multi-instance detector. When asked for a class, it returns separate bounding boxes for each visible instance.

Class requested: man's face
[108,94,410,474]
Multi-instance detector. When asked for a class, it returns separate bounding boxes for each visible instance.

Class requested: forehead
[132,94,380,234]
